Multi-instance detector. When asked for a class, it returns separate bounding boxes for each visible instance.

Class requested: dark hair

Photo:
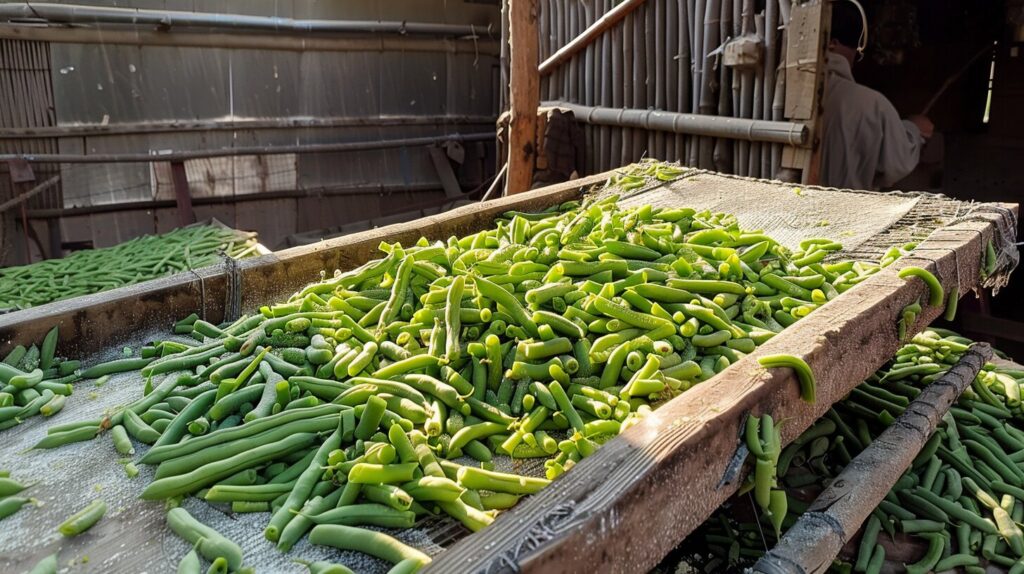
[830,1,864,50]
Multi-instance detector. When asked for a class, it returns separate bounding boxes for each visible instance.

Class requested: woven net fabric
[592,164,1018,290]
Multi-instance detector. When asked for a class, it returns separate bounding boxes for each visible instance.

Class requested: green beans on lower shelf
[0,223,260,312]
[29,169,918,571]
[684,328,1024,572]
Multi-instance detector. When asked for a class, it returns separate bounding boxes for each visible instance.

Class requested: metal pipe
[0,24,496,55]
[27,182,455,220]
[543,101,808,144]
[538,0,646,76]
[2,132,495,164]
[751,343,993,574]
[0,115,498,140]
[0,3,488,37]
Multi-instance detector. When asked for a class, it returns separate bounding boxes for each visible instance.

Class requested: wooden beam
[752,343,992,572]
[781,0,831,183]
[506,0,540,195]
[169,161,196,227]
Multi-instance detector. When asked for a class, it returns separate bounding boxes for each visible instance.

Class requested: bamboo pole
[665,0,680,162]
[611,8,624,166]
[623,11,635,163]
[750,13,765,178]
[679,0,693,163]
[762,0,778,177]
[538,0,647,76]
[714,0,734,173]
[653,0,667,160]
[737,0,754,176]
[689,0,705,166]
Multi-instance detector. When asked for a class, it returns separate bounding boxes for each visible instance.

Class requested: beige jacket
[820,55,923,190]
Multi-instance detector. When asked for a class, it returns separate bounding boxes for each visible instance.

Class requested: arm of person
[875,99,929,188]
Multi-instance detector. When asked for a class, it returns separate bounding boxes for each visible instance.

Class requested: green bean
[307,503,416,528]
[166,507,244,571]
[758,354,816,403]
[32,425,98,449]
[142,404,342,464]
[142,432,317,499]
[0,496,32,520]
[308,524,431,567]
[58,499,106,536]
[264,429,342,542]
[898,266,944,307]
[456,465,550,495]
[26,553,58,574]
[904,532,944,574]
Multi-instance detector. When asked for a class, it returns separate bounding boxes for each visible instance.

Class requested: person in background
[820,1,934,190]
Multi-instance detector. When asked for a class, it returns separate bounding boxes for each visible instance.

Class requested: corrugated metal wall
[1,0,500,253]
[0,39,59,209]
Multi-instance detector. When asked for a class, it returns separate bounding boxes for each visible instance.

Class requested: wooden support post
[46,219,61,260]
[169,160,196,226]
[780,0,831,184]
[506,0,540,195]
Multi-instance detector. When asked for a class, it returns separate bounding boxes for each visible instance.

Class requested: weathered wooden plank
[423,210,1014,574]
[506,0,540,195]
[781,0,831,179]
[783,0,829,121]
[751,343,992,573]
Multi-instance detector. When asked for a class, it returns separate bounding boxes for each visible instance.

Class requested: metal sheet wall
[1,0,500,254]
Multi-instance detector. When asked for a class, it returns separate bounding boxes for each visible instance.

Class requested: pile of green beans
[0,325,82,433]
[692,329,1024,573]
[34,192,909,571]
[0,470,34,524]
[0,224,260,312]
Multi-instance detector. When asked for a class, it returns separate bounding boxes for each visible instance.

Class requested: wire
[847,0,869,59]
[832,0,869,60]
